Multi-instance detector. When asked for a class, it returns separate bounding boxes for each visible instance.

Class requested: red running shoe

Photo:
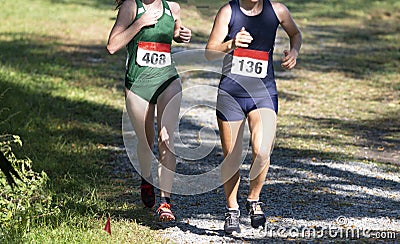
[157,203,175,222]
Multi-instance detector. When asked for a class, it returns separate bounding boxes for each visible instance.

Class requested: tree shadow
[108,106,400,240]
[0,33,126,219]
[299,15,399,79]
[151,143,399,241]
[296,113,400,165]
[105,109,399,236]
[50,0,115,10]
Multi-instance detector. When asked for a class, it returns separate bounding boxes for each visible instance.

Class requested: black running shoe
[224,209,241,235]
[246,201,266,228]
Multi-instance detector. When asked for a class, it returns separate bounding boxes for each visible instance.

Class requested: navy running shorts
[216,91,278,121]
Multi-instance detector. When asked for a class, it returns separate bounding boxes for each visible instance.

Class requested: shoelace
[251,202,264,214]
[157,203,171,212]
[225,212,239,225]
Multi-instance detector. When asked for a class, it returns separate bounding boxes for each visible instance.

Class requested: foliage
[0,134,57,241]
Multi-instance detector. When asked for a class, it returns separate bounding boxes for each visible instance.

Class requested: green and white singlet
[125,0,179,104]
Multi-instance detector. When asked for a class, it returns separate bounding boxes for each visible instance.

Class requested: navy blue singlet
[219,0,280,98]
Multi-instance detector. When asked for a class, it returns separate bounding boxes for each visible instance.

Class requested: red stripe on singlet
[138,42,171,52]
[233,48,269,61]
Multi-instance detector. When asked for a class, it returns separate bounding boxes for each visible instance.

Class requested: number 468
[142,53,166,65]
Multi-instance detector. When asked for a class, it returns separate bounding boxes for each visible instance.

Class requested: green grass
[0,0,159,242]
[0,0,399,242]
[272,0,400,164]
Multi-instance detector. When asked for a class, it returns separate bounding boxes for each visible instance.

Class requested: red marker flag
[103,217,111,235]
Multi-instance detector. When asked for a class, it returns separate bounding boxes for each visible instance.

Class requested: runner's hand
[178,26,191,43]
[137,8,161,28]
[281,49,298,70]
[233,27,253,48]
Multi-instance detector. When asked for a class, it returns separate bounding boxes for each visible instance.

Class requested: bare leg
[125,88,155,179]
[156,79,182,198]
[247,108,277,201]
[218,118,246,209]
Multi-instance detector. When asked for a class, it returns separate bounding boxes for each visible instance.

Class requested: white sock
[247,198,259,202]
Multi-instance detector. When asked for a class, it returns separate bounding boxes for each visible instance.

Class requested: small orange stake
[104,217,111,235]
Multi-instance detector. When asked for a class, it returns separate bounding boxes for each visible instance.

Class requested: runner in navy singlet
[206,0,302,234]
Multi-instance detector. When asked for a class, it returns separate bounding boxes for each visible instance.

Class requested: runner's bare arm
[107,0,160,54]
[272,2,302,69]
[205,4,253,60]
[205,4,232,60]
[168,1,191,43]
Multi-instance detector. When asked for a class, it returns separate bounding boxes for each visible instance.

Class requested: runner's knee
[158,127,175,152]
[252,145,272,166]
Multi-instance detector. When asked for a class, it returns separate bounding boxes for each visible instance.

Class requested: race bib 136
[136,42,171,68]
[231,48,268,78]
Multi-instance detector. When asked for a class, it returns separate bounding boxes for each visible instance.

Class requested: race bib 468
[136,42,171,68]
[231,48,268,78]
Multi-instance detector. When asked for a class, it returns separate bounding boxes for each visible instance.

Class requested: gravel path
[114,44,400,243]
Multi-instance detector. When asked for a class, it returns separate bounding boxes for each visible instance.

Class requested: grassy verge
[274,0,400,164]
[0,0,399,242]
[179,0,400,165]
[0,0,160,242]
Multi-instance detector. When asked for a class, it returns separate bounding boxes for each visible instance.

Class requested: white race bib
[136,42,171,68]
[231,48,269,78]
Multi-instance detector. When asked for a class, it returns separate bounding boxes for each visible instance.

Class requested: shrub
[0,135,58,239]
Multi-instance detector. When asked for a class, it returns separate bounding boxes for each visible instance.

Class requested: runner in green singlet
[107,0,191,222]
